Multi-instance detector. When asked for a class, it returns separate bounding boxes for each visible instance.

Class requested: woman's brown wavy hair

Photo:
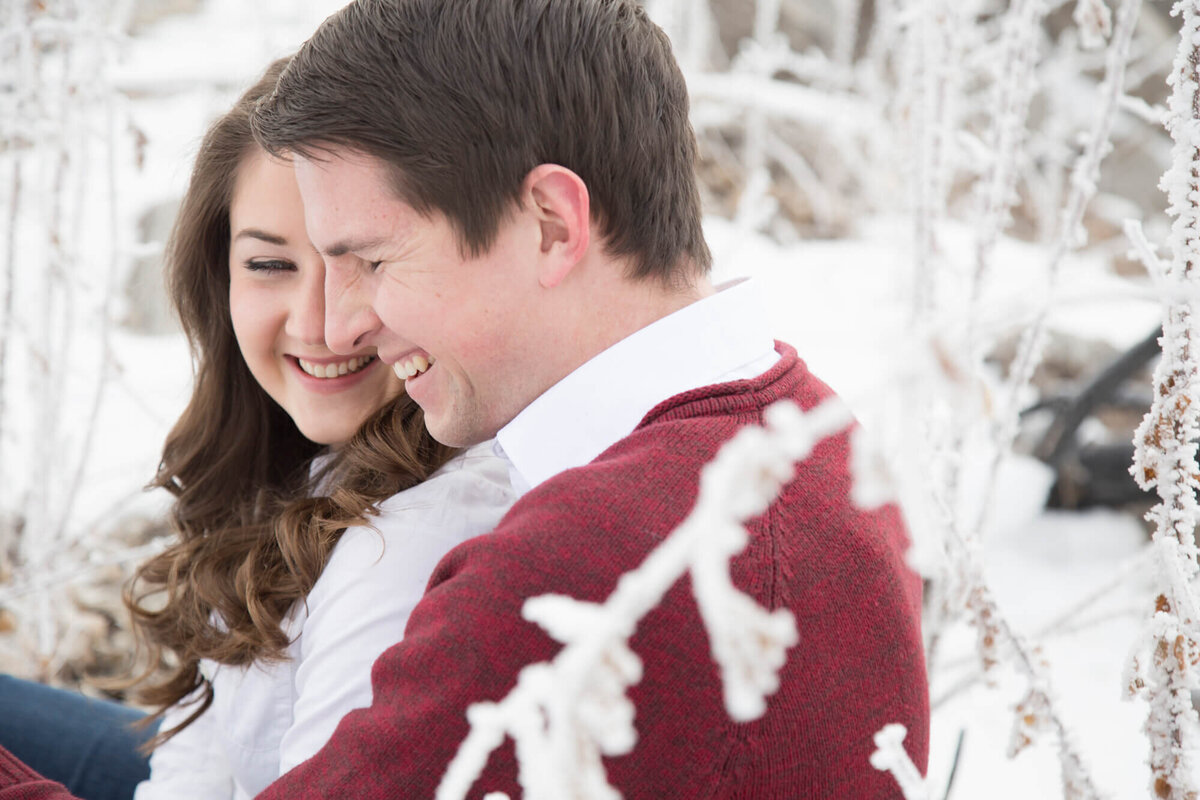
[124,58,456,746]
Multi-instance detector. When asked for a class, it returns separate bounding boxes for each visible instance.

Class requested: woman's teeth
[298,355,375,379]
[394,354,434,379]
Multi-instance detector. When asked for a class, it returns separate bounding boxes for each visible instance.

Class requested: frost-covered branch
[970,0,1048,306]
[903,0,963,321]
[871,724,930,800]
[436,399,854,800]
[1126,3,1200,798]
[949,518,1108,799]
[0,0,137,673]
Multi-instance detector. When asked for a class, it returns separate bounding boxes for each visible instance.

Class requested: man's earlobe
[525,164,590,288]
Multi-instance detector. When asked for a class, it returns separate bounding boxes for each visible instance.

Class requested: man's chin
[422,411,484,448]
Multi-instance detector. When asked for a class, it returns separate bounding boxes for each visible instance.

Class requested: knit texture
[0,344,928,799]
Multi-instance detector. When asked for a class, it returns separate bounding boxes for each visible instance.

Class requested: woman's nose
[285,268,326,347]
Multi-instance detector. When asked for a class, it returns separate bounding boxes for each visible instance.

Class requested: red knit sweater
[0,344,928,799]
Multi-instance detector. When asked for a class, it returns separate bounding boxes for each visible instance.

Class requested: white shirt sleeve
[133,678,235,800]
[277,442,515,774]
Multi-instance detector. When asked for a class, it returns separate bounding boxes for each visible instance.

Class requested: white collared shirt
[495,278,779,497]
[135,441,516,800]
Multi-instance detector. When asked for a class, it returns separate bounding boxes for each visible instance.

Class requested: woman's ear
[523,164,590,289]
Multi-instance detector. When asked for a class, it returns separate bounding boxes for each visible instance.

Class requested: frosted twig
[1119,92,1168,124]
[1126,3,1200,797]
[970,0,1048,310]
[51,35,122,548]
[1125,218,1169,279]
[871,724,930,800]
[906,0,960,321]
[436,399,854,800]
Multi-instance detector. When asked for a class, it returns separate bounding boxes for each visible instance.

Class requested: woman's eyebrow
[233,228,287,245]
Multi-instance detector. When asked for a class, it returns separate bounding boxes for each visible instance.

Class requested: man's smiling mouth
[394,354,434,379]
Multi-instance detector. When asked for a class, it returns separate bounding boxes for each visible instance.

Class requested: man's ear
[523,164,590,289]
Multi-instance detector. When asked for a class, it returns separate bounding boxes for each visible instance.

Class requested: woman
[0,59,515,800]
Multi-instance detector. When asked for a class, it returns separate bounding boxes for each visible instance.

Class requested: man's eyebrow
[233,228,287,245]
[322,237,388,258]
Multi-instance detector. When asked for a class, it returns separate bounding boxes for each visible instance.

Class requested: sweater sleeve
[0,748,74,800]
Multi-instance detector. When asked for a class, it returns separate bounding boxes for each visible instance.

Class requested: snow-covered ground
[14,1,1177,797]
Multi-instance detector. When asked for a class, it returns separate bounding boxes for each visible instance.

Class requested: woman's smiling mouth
[296,355,377,379]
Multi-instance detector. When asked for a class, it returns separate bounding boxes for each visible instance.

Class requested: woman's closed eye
[244,258,296,273]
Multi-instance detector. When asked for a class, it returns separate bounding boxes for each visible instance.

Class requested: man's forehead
[293,147,388,189]
[291,155,415,255]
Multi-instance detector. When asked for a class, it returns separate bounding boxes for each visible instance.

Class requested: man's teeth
[298,355,375,379]
[393,354,435,380]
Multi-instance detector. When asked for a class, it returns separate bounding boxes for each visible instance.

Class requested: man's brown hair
[251,0,711,284]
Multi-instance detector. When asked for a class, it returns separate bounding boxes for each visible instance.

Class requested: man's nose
[324,259,379,355]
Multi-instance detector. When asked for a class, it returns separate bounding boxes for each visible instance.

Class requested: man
[0,0,927,797]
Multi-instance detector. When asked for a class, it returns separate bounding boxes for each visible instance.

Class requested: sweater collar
[495,278,779,497]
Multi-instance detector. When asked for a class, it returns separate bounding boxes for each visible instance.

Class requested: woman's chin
[297,421,358,448]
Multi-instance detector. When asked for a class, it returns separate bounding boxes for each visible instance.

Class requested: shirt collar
[495,277,777,496]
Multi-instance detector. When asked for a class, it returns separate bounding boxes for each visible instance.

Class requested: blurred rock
[122,199,180,335]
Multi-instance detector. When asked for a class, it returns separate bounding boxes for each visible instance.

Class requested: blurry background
[0,0,1188,796]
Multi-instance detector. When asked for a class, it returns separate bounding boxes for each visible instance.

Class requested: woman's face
[228,148,405,446]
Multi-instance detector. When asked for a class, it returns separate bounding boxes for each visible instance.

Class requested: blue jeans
[0,675,158,800]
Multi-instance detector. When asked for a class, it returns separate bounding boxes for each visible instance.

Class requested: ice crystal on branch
[1011,684,1057,757]
[436,399,853,800]
[1075,0,1114,49]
